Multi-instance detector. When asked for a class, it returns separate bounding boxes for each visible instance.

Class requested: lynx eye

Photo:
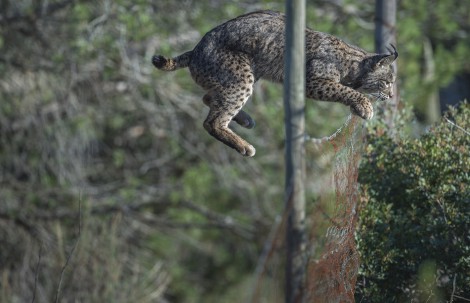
[380,81,392,89]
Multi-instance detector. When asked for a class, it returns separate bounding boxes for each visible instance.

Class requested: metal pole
[284,0,306,302]
[375,0,398,127]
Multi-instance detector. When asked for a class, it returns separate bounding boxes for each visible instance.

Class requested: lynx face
[357,47,398,101]
[358,66,395,100]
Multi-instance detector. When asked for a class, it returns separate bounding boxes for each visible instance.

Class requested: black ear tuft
[377,44,398,67]
[386,44,398,60]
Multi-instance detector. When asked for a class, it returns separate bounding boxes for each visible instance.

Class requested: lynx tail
[152,51,192,71]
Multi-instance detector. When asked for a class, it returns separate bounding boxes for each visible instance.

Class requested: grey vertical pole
[284,0,306,302]
[375,0,398,127]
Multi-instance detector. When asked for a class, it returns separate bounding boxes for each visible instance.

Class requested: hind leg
[203,93,256,129]
[203,91,256,157]
[191,51,257,155]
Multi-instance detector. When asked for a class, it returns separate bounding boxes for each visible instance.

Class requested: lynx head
[357,44,398,101]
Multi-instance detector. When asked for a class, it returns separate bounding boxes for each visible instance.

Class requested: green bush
[356,102,470,302]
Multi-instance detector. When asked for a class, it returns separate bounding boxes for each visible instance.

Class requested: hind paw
[238,144,256,157]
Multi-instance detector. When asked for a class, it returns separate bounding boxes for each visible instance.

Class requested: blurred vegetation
[0,0,468,302]
[356,103,469,302]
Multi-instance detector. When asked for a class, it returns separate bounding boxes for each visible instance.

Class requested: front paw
[350,101,373,120]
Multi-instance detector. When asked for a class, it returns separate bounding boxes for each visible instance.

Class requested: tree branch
[0,199,255,239]
[54,197,82,303]
[31,244,43,303]
[0,0,76,24]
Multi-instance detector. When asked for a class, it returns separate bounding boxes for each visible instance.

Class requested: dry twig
[54,198,82,303]
[31,244,43,303]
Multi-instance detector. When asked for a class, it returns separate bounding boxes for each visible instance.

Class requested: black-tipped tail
[152,55,167,69]
[151,51,192,71]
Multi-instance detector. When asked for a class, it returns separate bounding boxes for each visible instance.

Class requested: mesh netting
[250,114,365,303]
[306,115,364,303]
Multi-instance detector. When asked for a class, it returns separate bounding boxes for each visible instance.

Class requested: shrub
[356,102,470,302]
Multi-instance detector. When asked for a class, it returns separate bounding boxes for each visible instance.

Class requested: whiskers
[369,92,390,101]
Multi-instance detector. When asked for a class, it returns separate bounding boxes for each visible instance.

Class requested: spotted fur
[152,10,398,157]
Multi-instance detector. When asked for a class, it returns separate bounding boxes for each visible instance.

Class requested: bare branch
[31,244,43,303]
[249,215,283,303]
[0,212,36,234]
[54,198,82,303]
[453,295,470,302]
[0,0,76,24]
[450,274,457,302]
[0,199,254,239]
[445,117,470,136]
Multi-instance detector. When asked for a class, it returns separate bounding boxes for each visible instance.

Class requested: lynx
[152,10,398,157]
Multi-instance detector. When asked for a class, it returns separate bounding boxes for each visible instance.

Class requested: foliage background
[356,103,469,302]
[0,0,468,302]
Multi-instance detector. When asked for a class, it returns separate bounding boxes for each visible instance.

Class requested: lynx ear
[376,44,398,67]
